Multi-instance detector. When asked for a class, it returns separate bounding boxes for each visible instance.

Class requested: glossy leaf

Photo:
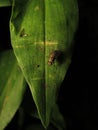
[0,50,26,130]
[10,0,78,128]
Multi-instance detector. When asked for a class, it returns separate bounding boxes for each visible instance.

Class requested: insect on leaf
[10,0,79,128]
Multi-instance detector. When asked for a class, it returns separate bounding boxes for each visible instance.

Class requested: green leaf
[22,90,66,130]
[0,0,12,7]
[51,104,66,130]
[0,50,26,130]
[10,0,78,128]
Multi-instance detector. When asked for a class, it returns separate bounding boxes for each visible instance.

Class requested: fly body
[48,50,61,65]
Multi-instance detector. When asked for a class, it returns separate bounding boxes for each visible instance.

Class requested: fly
[48,50,61,65]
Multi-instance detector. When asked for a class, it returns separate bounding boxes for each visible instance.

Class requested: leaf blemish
[36,65,40,68]
[45,41,58,45]
[34,6,40,11]
[19,28,28,37]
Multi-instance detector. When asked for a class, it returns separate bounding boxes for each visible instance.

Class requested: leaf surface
[10,0,78,127]
[0,50,26,130]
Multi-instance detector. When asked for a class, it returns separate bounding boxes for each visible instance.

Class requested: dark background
[0,0,98,129]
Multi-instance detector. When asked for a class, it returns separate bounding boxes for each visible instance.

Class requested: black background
[0,0,98,129]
